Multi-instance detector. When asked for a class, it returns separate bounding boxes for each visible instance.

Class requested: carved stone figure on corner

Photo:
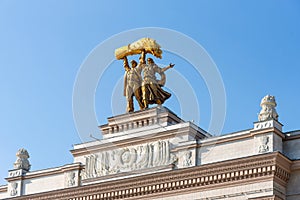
[14,148,31,172]
[258,95,279,122]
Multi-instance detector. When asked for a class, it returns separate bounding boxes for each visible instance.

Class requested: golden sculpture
[123,57,144,112]
[116,38,174,112]
[115,38,162,60]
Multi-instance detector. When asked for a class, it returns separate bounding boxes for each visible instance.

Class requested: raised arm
[123,56,131,71]
[139,49,146,64]
[161,63,175,73]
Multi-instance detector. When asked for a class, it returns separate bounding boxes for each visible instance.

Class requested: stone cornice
[0,186,7,193]
[82,164,174,185]
[285,133,300,141]
[171,142,198,152]
[248,195,283,200]
[250,127,285,139]
[197,131,251,147]
[197,127,284,148]
[291,160,300,171]
[7,152,292,200]
[5,163,83,182]
[70,125,204,157]
[100,106,183,135]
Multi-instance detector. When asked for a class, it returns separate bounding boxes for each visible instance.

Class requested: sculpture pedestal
[71,106,209,185]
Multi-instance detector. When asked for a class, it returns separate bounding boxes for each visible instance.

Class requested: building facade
[0,95,300,200]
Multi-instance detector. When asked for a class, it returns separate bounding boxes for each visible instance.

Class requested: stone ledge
[99,106,183,135]
[5,152,291,200]
[5,163,83,182]
[82,164,174,185]
[248,195,283,200]
[71,122,207,157]
[0,186,7,193]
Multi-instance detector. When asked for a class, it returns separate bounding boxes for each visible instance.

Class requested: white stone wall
[0,186,7,199]
[0,193,6,199]
[74,156,86,166]
[22,173,64,195]
[284,138,300,160]
[286,170,300,199]
[273,133,283,152]
[198,137,254,165]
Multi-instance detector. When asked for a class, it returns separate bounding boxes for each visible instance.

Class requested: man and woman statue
[123,50,174,112]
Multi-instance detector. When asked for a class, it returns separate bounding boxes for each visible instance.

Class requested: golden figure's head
[147,58,154,64]
[131,60,137,68]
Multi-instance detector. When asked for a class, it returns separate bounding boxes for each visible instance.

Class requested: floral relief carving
[182,151,192,167]
[259,136,270,153]
[66,172,76,187]
[10,182,18,196]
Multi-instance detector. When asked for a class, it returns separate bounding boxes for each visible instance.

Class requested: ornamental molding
[9,182,18,197]
[197,127,285,148]
[5,163,83,182]
[99,106,183,135]
[65,172,76,187]
[81,140,177,180]
[71,128,183,157]
[182,151,192,167]
[248,195,283,200]
[6,152,291,200]
[285,133,300,141]
[259,135,270,153]
[71,124,206,157]
[250,127,285,139]
[291,160,300,171]
[0,186,7,193]
[82,164,174,185]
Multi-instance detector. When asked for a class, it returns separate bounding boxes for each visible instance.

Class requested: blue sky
[0,1,299,185]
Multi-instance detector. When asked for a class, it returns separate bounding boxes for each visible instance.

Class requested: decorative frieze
[7,169,23,178]
[254,120,283,131]
[81,140,177,179]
